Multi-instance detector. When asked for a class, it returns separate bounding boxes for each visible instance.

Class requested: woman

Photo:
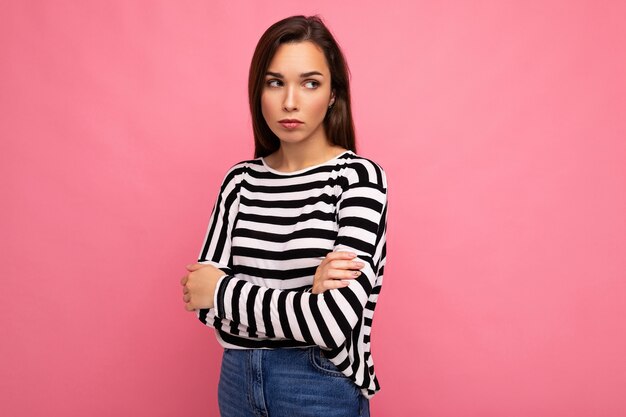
[180,15,388,417]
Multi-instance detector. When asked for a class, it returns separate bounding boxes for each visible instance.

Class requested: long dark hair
[248,15,356,158]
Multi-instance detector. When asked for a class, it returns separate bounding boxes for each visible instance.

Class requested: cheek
[261,93,273,120]
[309,95,330,118]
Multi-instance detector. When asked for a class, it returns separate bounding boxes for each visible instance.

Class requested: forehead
[267,41,329,74]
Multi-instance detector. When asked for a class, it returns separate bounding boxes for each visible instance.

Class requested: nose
[282,85,298,112]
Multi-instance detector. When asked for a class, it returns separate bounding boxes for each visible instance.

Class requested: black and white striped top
[196,150,388,398]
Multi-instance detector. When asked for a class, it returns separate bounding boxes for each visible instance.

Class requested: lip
[279,119,303,129]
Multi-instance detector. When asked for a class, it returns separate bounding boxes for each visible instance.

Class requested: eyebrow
[265,71,324,78]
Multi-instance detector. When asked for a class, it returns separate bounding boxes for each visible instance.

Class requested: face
[261,41,335,146]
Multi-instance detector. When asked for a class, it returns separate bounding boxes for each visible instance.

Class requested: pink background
[2,1,625,416]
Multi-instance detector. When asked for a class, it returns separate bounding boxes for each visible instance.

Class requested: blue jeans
[218,346,370,417]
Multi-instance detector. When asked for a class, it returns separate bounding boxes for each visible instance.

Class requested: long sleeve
[195,163,244,327]
[195,162,304,341]
[212,166,388,349]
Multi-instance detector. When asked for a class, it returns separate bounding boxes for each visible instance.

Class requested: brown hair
[248,15,356,158]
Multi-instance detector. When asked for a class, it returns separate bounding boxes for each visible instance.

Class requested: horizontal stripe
[235,217,338,235]
[242,178,343,194]
[237,210,336,226]
[232,246,329,261]
[232,227,338,243]
[240,193,337,209]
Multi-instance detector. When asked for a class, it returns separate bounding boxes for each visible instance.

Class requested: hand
[180,263,226,311]
[311,251,365,294]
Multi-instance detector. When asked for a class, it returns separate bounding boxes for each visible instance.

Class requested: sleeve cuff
[213,274,233,318]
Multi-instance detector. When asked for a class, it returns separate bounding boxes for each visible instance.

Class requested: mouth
[278,119,303,129]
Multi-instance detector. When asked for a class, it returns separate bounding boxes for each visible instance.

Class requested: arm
[210,166,388,349]
[185,251,364,339]
[193,162,244,328]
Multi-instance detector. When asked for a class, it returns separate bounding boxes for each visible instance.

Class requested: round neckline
[260,150,353,175]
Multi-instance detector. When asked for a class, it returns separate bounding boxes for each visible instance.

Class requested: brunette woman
[181,15,388,417]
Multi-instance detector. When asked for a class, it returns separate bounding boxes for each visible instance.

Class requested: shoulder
[219,158,263,183]
[341,152,388,190]
[226,157,263,174]
[210,159,261,198]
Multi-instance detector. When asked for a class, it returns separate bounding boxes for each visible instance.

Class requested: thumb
[186,263,207,272]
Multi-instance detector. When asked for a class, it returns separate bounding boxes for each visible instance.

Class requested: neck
[270,136,346,172]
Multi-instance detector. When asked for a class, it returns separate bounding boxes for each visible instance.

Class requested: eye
[304,80,320,89]
[266,79,282,88]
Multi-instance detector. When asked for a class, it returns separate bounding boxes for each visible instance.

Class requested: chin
[277,137,309,145]
[272,131,309,144]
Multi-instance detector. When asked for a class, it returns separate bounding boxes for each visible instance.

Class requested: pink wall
[2,1,625,416]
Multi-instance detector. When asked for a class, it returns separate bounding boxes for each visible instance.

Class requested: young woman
[180,15,388,417]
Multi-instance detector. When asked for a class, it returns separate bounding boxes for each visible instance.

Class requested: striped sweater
[196,150,388,398]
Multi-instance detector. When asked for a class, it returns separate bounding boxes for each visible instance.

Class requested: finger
[328,268,361,279]
[329,259,365,270]
[323,279,351,290]
[325,251,357,261]
[186,263,207,272]
[319,251,355,267]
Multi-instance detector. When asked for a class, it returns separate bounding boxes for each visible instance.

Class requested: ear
[329,91,336,106]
